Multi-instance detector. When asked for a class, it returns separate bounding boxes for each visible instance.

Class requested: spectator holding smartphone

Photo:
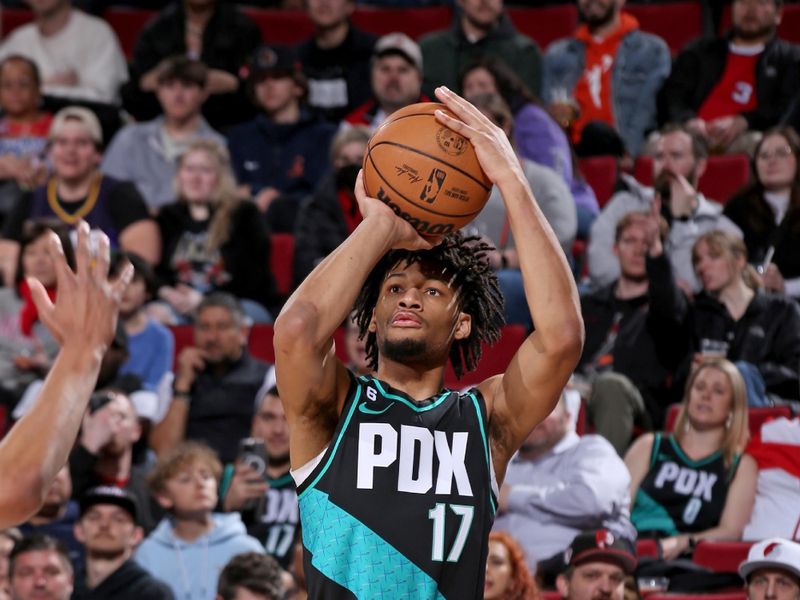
[220,386,298,570]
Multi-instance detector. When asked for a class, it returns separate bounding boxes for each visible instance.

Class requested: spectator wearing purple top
[461,56,598,238]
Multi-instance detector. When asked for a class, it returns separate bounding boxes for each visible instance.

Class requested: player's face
[0,59,40,118]
[9,550,73,600]
[178,149,220,204]
[462,67,497,98]
[75,505,140,558]
[556,562,626,600]
[756,133,797,192]
[159,460,219,514]
[50,122,101,183]
[693,240,738,294]
[252,393,290,464]
[686,366,734,430]
[732,0,780,41]
[194,306,247,364]
[747,569,800,600]
[21,233,58,288]
[370,260,471,369]
[484,540,514,599]
[613,223,647,281]
[306,0,354,29]
[156,80,206,123]
[652,131,700,184]
[372,55,421,112]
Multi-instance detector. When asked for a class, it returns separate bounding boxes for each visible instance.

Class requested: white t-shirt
[0,9,128,104]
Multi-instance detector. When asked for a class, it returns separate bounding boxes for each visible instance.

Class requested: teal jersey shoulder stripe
[368,377,451,413]
[649,433,662,469]
[301,488,446,600]
[468,392,496,515]
[299,386,363,500]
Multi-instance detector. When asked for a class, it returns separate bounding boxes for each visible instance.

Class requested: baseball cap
[80,486,139,523]
[49,106,103,145]
[249,45,305,84]
[564,530,637,575]
[739,539,800,582]
[374,32,423,72]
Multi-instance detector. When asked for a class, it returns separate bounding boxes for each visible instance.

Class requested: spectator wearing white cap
[342,33,428,132]
[0,107,161,283]
[739,538,800,600]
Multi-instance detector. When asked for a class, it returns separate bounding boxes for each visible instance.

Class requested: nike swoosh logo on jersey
[358,402,393,415]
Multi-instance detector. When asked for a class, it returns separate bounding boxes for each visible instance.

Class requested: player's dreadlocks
[353,232,505,380]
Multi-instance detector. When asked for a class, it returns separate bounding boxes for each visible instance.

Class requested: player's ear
[368,309,377,333]
[453,312,471,340]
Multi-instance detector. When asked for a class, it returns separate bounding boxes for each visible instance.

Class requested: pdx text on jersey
[654,461,717,524]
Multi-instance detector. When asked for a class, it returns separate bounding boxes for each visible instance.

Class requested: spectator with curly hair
[485,532,541,600]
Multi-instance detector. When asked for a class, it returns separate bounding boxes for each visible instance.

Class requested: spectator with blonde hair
[155,139,276,323]
[485,532,541,600]
[625,358,757,560]
[135,442,263,600]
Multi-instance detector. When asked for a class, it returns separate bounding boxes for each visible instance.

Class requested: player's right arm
[273,172,434,468]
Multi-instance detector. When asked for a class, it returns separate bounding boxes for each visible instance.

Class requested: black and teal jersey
[294,373,498,599]
[632,433,741,536]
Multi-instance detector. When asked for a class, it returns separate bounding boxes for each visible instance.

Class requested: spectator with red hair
[485,532,541,600]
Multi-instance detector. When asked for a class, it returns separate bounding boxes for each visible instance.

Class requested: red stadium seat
[507,5,578,50]
[720,3,800,43]
[542,592,561,600]
[270,233,295,299]
[443,325,528,389]
[633,154,750,204]
[693,540,753,573]
[352,6,453,40]
[242,8,315,45]
[578,156,619,208]
[1,8,33,36]
[627,2,704,55]
[103,8,156,58]
[636,538,660,558]
[648,594,746,600]
[664,404,794,435]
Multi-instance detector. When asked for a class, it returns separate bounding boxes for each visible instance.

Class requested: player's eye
[425,288,441,296]
[388,285,402,293]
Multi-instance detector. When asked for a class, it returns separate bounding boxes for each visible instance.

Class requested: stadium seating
[664,404,794,435]
[693,540,753,573]
[507,5,578,50]
[633,154,751,204]
[269,233,295,299]
[103,8,156,58]
[579,156,619,208]
[241,8,315,45]
[351,6,452,40]
[648,594,746,600]
[636,537,661,558]
[627,2,704,55]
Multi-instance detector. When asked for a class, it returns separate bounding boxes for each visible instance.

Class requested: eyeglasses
[756,146,794,161]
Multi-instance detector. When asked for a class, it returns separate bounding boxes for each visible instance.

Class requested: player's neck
[376,360,446,401]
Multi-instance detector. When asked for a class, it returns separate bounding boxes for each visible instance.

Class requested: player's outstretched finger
[26,276,59,340]
[91,231,111,282]
[46,230,72,289]
[74,220,92,278]
[110,260,134,302]
[435,86,490,125]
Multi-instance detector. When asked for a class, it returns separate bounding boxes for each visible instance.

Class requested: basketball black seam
[369,140,492,193]
[366,149,485,219]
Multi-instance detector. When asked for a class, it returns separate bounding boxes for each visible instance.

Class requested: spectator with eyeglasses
[724,126,800,299]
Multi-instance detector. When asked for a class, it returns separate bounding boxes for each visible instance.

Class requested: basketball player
[273,86,583,599]
[0,222,132,528]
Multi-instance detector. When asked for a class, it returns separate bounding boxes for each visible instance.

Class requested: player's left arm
[434,87,584,485]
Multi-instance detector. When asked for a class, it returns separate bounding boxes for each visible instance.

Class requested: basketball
[362,102,492,237]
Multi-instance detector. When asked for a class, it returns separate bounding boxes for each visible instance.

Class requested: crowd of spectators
[2,0,800,597]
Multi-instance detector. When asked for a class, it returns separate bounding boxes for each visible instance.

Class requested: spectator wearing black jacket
[155,139,277,324]
[292,126,370,287]
[724,126,800,300]
[121,0,262,130]
[659,0,800,154]
[647,227,800,405]
[72,487,173,600]
[576,212,684,455]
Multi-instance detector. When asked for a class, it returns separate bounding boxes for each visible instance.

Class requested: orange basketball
[362,102,492,237]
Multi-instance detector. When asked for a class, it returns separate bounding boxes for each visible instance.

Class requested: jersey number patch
[428,503,474,562]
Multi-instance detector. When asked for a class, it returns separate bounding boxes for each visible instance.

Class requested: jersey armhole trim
[291,446,328,488]
[649,433,662,469]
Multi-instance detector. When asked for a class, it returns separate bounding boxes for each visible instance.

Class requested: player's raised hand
[353,169,437,251]
[26,220,133,353]
[433,86,524,186]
